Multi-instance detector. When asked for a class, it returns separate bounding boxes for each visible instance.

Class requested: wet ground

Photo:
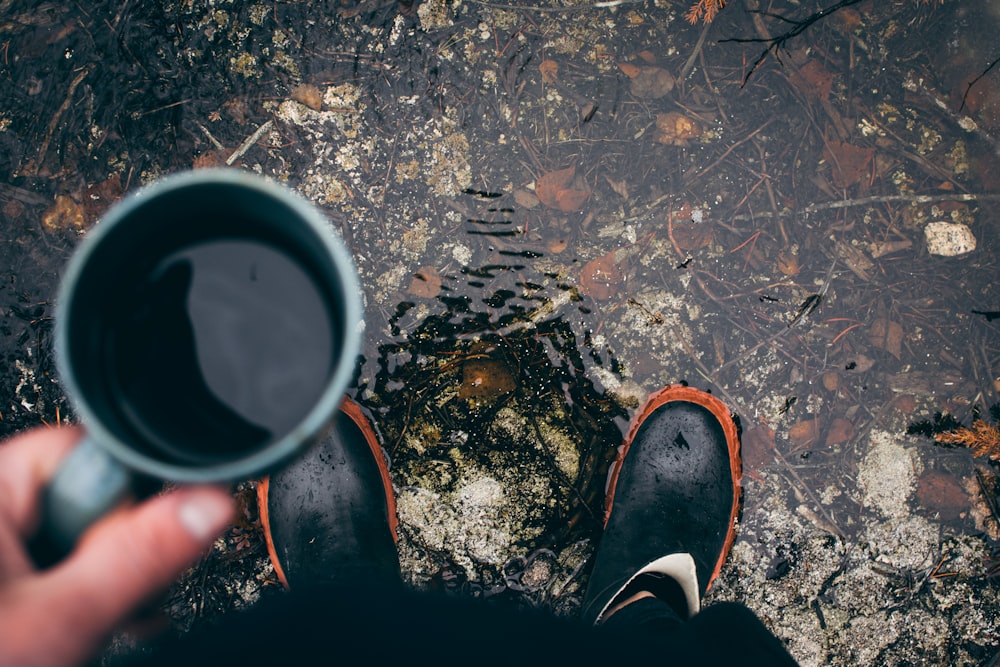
[2,0,1000,663]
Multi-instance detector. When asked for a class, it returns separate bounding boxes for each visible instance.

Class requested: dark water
[2,0,1000,660]
[107,239,334,464]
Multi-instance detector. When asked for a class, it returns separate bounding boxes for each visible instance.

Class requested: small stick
[466,0,640,11]
[678,19,713,85]
[227,120,274,165]
[727,192,1000,223]
[196,122,225,150]
[23,66,91,176]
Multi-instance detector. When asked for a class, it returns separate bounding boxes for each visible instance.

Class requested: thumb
[30,487,234,664]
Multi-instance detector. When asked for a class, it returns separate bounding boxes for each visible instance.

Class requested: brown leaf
[617,62,641,78]
[825,418,856,446]
[670,221,713,250]
[869,317,903,359]
[513,189,541,209]
[547,238,569,254]
[459,358,516,400]
[630,66,675,98]
[193,149,229,170]
[604,175,629,199]
[292,84,323,111]
[579,252,622,301]
[823,140,875,189]
[556,187,591,212]
[742,424,776,482]
[79,174,123,219]
[539,59,559,84]
[776,250,801,277]
[2,198,25,220]
[917,470,968,520]
[788,419,820,449]
[407,266,442,299]
[789,60,833,101]
[536,166,590,213]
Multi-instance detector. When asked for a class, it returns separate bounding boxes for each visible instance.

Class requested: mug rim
[54,168,364,482]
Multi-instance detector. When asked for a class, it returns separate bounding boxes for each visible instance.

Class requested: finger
[24,486,234,664]
[0,426,82,537]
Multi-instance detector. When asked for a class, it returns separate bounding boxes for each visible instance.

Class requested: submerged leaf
[539,59,559,84]
[823,140,875,189]
[579,251,622,301]
[407,266,442,299]
[536,166,591,213]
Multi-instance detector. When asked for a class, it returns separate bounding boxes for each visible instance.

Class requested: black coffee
[102,238,336,464]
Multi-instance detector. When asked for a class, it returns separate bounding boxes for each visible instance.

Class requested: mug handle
[37,436,132,559]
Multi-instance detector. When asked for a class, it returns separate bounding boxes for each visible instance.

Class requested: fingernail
[177,490,234,542]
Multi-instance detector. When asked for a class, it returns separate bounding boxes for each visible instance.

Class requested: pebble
[925,221,976,256]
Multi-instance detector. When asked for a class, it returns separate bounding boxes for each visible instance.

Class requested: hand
[0,426,235,667]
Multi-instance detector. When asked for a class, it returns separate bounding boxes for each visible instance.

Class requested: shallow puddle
[1,0,999,663]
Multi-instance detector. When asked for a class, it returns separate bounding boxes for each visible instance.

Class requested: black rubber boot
[257,397,400,588]
[581,385,742,625]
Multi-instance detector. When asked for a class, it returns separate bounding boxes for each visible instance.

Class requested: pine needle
[686,0,726,23]
[936,420,1000,460]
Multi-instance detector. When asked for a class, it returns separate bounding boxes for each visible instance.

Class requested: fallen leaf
[193,149,229,169]
[917,471,968,520]
[788,419,820,450]
[617,62,641,78]
[579,251,622,300]
[292,83,323,110]
[789,60,833,101]
[604,175,629,199]
[407,266,442,298]
[41,195,84,232]
[669,221,713,250]
[869,317,903,359]
[637,50,657,64]
[547,238,569,254]
[539,59,559,84]
[2,198,25,220]
[776,250,801,276]
[823,140,875,189]
[821,371,840,392]
[513,189,540,209]
[845,354,875,373]
[742,424,776,482]
[825,418,856,446]
[79,174,124,219]
[630,66,675,98]
[459,357,516,400]
[654,112,702,146]
[831,7,862,33]
[555,186,590,212]
[536,166,591,213]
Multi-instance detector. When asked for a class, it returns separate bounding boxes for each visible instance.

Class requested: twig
[466,0,640,11]
[959,53,1000,113]
[721,0,865,85]
[196,122,225,150]
[22,66,91,176]
[678,18,713,84]
[227,119,274,165]
[727,192,1000,223]
[905,72,1000,154]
